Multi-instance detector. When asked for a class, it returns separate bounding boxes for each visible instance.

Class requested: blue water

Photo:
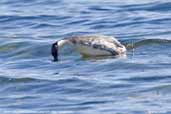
[0,0,171,114]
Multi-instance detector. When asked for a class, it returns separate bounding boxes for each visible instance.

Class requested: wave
[0,76,37,84]
[124,38,171,49]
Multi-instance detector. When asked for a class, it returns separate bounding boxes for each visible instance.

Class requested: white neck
[58,39,70,49]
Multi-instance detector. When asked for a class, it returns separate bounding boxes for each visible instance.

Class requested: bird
[51,35,126,61]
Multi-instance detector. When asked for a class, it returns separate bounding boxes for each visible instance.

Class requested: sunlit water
[0,0,171,114]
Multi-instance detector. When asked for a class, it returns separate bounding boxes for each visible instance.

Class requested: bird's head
[51,42,58,61]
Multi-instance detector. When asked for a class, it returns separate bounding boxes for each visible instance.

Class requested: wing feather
[69,35,119,55]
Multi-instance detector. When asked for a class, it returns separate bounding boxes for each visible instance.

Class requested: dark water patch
[88,5,113,12]
[37,78,95,94]
[84,20,117,26]
[60,32,95,38]
[2,80,52,95]
[0,15,71,26]
[0,0,60,8]
[147,18,171,24]
[65,19,90,25]
[0,0,37,5]
[137,84,171,95]
[32,23,58,29]
[126,38,171,49]
[0,76,37,84]
[120,2,171,12]
[151,84,171,95]
[0,40,51,60]
[78,100,109,106]
[0,41,31,57]
[122,75,171,83]
[106,83,135,89]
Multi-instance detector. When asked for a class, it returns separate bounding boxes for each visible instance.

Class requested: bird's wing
[69,35,119,55]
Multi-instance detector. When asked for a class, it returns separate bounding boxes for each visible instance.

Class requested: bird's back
[68,35,126,56]
[69,35,117,44]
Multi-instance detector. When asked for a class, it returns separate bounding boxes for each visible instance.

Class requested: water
[0,0,171,114]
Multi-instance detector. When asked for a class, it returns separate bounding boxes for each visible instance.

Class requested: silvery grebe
[51,35,126,61]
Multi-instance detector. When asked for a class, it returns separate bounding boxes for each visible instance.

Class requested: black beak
[51,42,58,61]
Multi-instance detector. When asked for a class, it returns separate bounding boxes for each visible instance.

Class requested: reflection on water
[0,0,171,113]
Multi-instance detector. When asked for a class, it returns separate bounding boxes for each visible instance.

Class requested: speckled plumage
[51,35,126,61]
[68,35,126,56]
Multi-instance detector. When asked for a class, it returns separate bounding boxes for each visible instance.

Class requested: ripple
[0,76,36,84]
[122,75,171,83]
[120,2,171,12]
[0,0,171,113]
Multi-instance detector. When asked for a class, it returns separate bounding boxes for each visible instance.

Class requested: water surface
[0,0,171,114]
